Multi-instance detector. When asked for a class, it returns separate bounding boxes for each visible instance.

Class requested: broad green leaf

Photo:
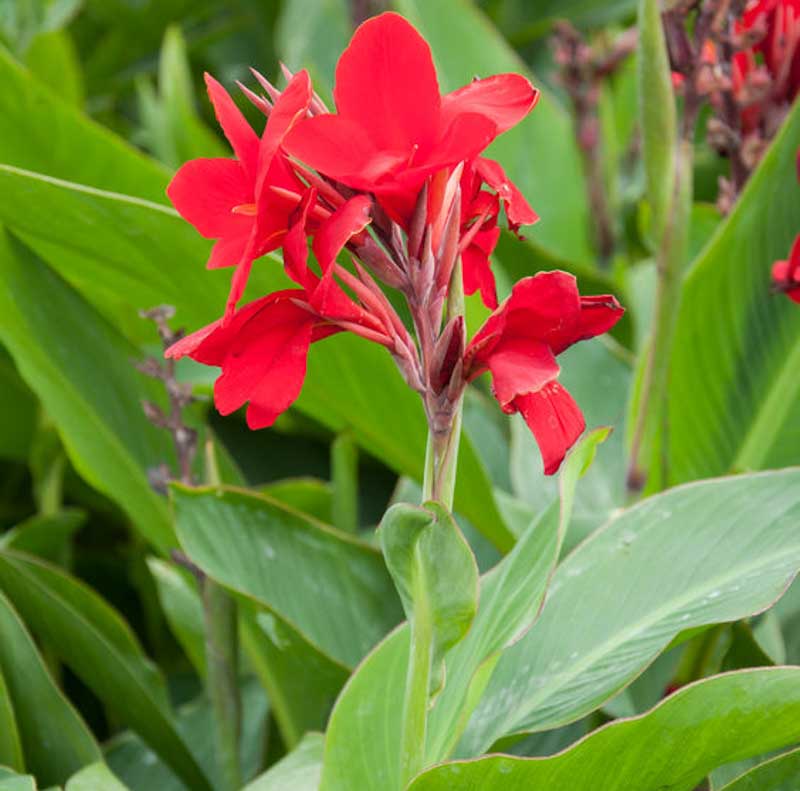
[106,679,268,791]
[146,558,205,678]
[394,0,592,263]
[0,232,175,552]
[320,627,408,791]
[0,771,35,791]
[260,478,333,524]
[637,0,675,243]
[718,747,800,790]
[0,551,210,791]
[25,30,84,106]
[666,94,800,481]
[459,469,800,755]
[0,590,99,786]
[0,510,84,565]
[0,350,36,462]
[239,601,348,748]
[319,433,605,790]
[243,732,323,791]
[409,668,800,791]
[65,762,129,791]
[0,669,23,773]
[0,48,169,201]
[275,0,350,106]
[172,485,402,668]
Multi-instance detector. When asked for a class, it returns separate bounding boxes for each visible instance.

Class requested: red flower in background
[772,233,800,303]
[284,12,538,226]
[734,0,800,131]
[464,272,624,474]
[167,71,313,315]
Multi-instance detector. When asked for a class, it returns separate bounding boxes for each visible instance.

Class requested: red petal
[255,70,312,197]
[419,113,497,174]
[282,189,318,290]
[442,74,538,135]
[167,158,251,238]
[515,381,585,475]
[312,195,372,271]
[212,296,315,427]
[486,338,560,407]
[207,229,252,270]
[205,74,259,178]
[462,227,500,309]
[577,295,626,340]
[475,157,538,228]
[285,115,406,187]
[333,12,441,153]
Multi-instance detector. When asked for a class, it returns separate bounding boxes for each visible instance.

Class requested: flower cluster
[166,12,623,480]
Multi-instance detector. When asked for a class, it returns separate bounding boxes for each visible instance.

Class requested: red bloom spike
[464,271,624,474]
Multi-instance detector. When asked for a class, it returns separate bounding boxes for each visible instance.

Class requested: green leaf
[0,48,169,202]
[319,433,606,789]
[146,558,206,678]
[637,0,676,243]
[0,510,84,565]
[0,0,82,54]
[106,679,268,791]
[428,429,609,761]
[378,502,478,783]
[239,601,348,748]
[666,94,800,482]
[24,30,84,106]
[379,501,479,686]
[0,668,23,773]
[0,350,37,462]
[409,668,800,791]
[242,732,323,791]
[0,590,99,786]
[172,484,402,668]
[0,770,36,791]
[0,551,210,791]
[459,469,800,755]
[393,0,592,263]
[275,0,351,106]
[0,232,175,552]
[65,762,129,791]
[718,747,800,790]
[260,478,333,524]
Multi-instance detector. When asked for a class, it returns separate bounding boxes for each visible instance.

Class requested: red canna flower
[166,193,418,428]
[463,271,624,474]
[459,157,538,308]
[167,70,313,315]
[733,0,800,131]
[283,12,538,224]
[772,233,800,303]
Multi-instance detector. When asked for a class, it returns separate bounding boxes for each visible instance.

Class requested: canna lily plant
[2,2,800,791]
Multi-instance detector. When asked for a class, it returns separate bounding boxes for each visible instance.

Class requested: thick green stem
[399,552,434,787]
[203,579,241,791]
[331,432,359,532]
[627,136,693,493]
[202,441,241,791]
